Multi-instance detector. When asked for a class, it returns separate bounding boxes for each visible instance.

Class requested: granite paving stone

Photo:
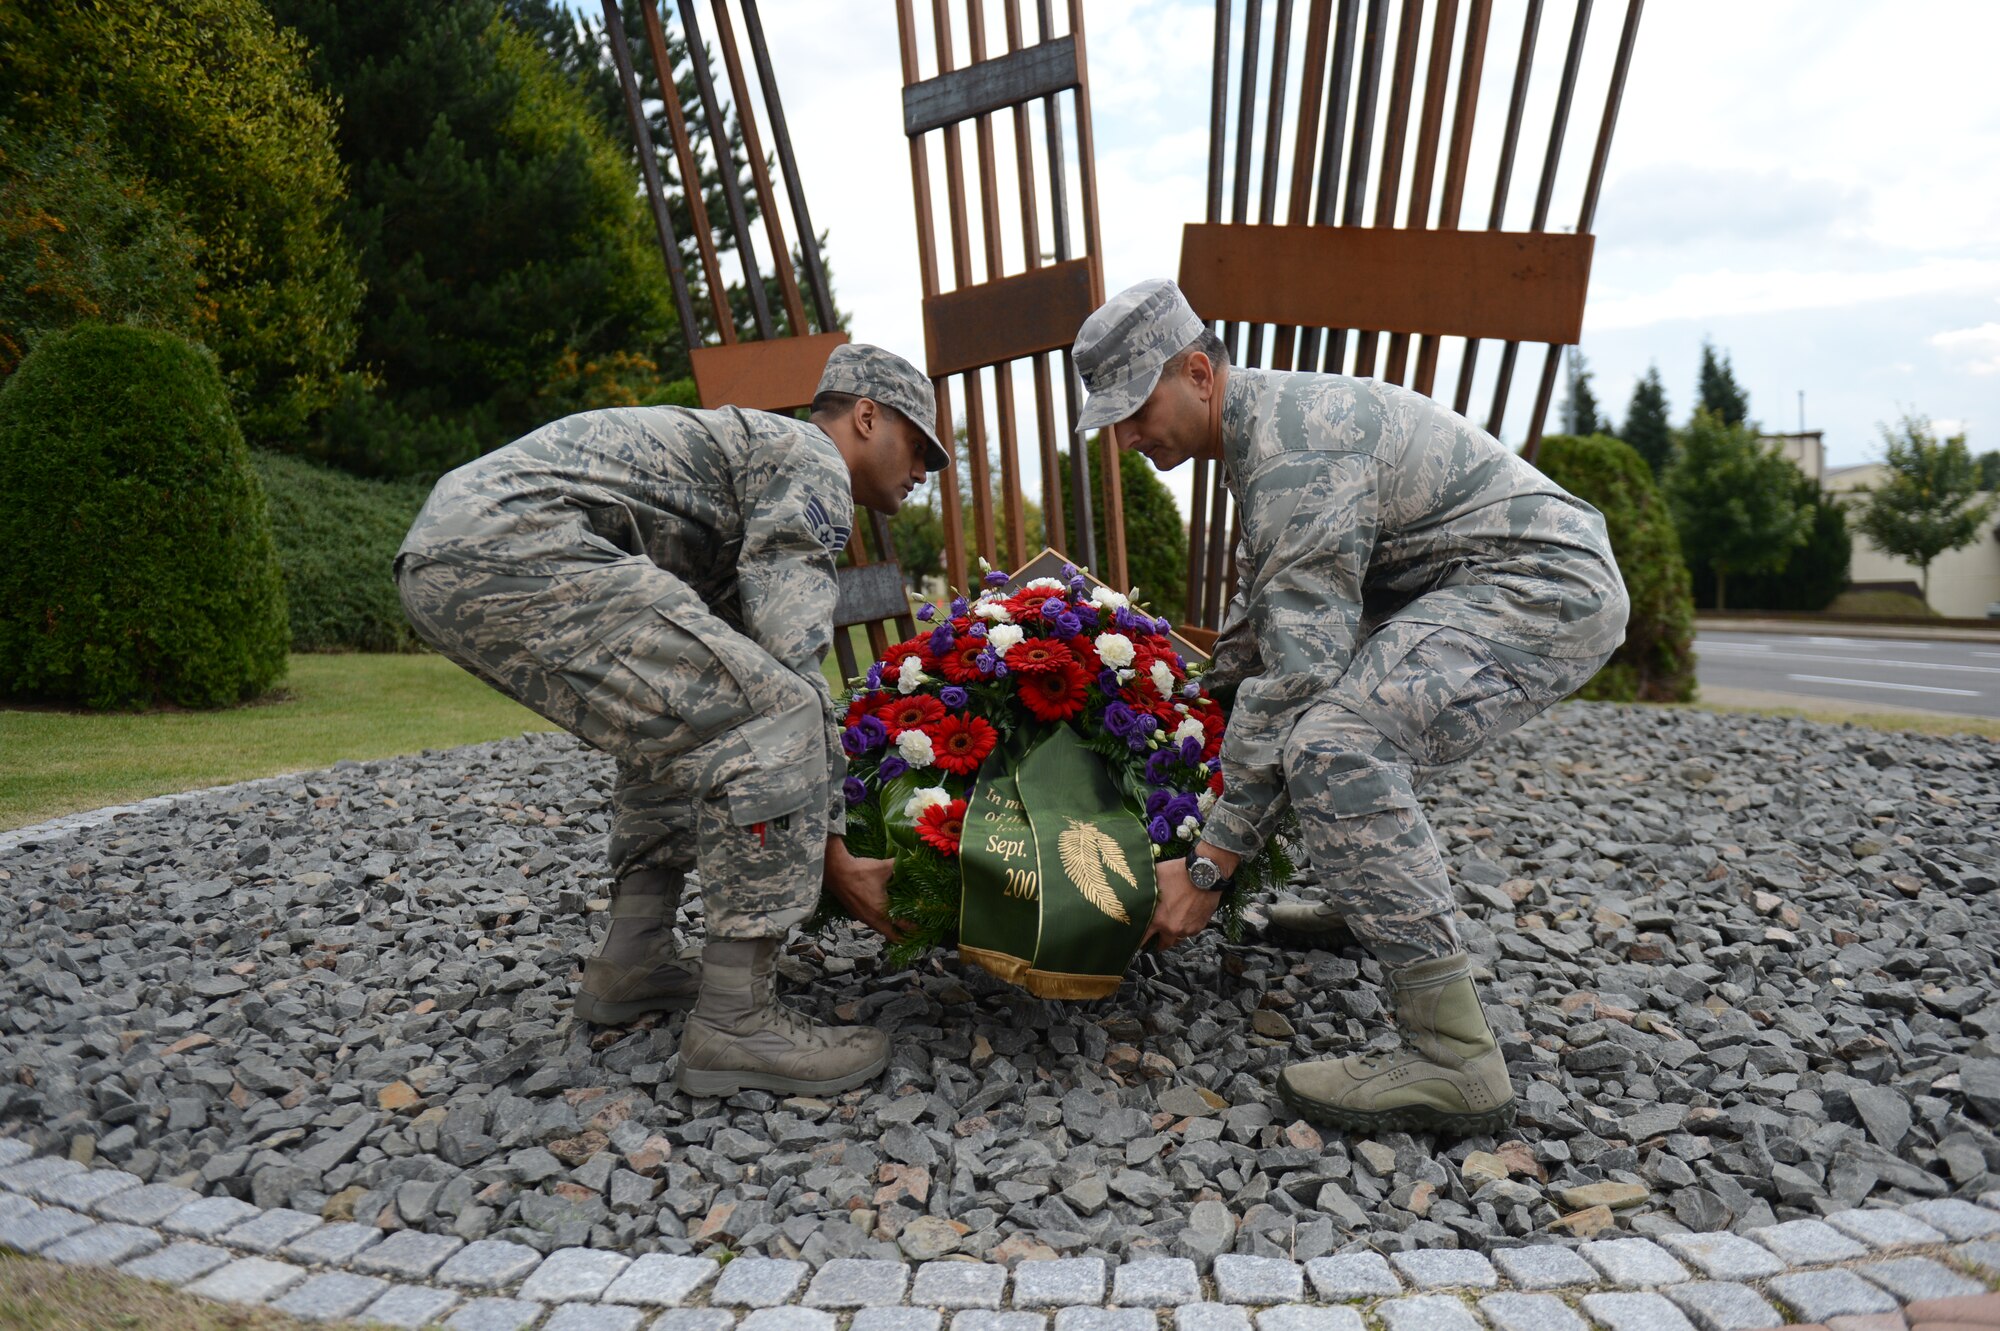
[0,1155,83,1195]
[1494,1247,1600,1291]
[1306,1253,1401,1299]
[445,1298,546,1331]
[41,1220,161,1267]
[1662,1283,1784,1331]
[1053,1310,1157,1331]
[360,1283,465,1329]
[1582,1240,1692,1288]
[222,1206,323,1254]
[1655,1235,1787,1283]
[185,1255,307,1305]
[854,1309,945,1331]
[0,1139,32,1168]
[739,1308,837,1331]
[1114,1257,1201,1307]
[953,1314,1048,1331]
[1480,1292,1591,1331]
[711,1257,809,1308]
[1177,1307,1255,1331]
[805,1257,910,1308]
[1255,1306,1367,1331]
[438,1238,544,1291]
[352,1228,466,1280]
[649,1311,738,1331]
[1766,1272,1900,1322]
[603,1254,719,1306]
[1747,1222,1869,1267]
[518,1246,632,1303]
[1956,1240,2000,1279]
[37,1168,140,1211]
[284,1222,384,1266]
[545,1303,648,1331]
[1215,1255,1306,1305]
[0,1192,32,1221]
[914,1261,1010,1309]
[1578,1293,1698,1331]
[1378,1295,1486,1331]
[1392,1250,1501,1291]
[96,1183,201,1226]
[1902,1201,2000,1241]
[160,1196,262,1240]
[1824,1210,1947,1251]
[1852,1258,1987,1303]
[0,1204,91,1253]
[1014,1259,1108,1308]
[269,1271,391,1322]
[119,1241,233,1287]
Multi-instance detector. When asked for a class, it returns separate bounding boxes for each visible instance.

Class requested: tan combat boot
[1277,952,1516,1137]
[674,937,889,1097]
[1265,896,1352,938]
[573,868,702,1026]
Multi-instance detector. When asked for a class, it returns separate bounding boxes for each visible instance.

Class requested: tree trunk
[1920,561,1931,604]
[1715,565,1729,612]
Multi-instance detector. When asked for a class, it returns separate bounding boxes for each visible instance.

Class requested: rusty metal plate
[691,330,851,412]
[922,258,1098,379]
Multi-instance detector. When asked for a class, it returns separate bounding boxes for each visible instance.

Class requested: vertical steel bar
[1268,0,1334,374]
[675,0,774,337]
[967,0,1027,569]
[641,0,735,343]
[603,0,701,353]
[740,0,835,330]
[1201,472,1231,630]
[708,0,809,334]
[1189,0,1231,623]
[1415,0,1490,396]
[1352,0,1424,380]
[1321,0,1387,373]
[1295,0,1360,373]
[1243,0,1295,370]
[1220,0,1262,363]
[1384,0,1457,385]
[1068,0,1124,592]
[1036,0,1094,570]
[1453,0,1539,415]
[1005,0,1066,565]
[1486,0,1587,439]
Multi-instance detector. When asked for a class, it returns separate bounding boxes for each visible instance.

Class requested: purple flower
[1155,616,1173,635]
[984,570,1009,586]
[968,622,988,639]
[1040,597,1065,620]
[1147,815,1172,844]
[856,715,887,749]
[843,776,867,805]
[938,685,968,709]
[1061,563,1078,580]
[976,650,999,674]
[878,755,910,782]
[1114,606,1142,632]
[1207,757,1223,772]
[1102,701,1139,737]
[865,664,884,689]
[1097,668,1120,693]
[1055,611,1082,638]
[929,624,955,655]
[1145,750,1176,784]
[951,596,970,616]
[1165,793,1201,825]
[841,727,869,758]
[1127,734,1150,752]
[1180,736,1203,764]
[1181,682,1201,699]
[1075,604,1099,628]
[993,661,1010,678]
[917,603,936,621]
[1145,789,1172,817]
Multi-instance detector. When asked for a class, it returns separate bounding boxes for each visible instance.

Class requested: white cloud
[1931,323,2000,376]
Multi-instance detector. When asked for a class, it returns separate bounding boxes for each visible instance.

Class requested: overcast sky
[672,0,2000,514]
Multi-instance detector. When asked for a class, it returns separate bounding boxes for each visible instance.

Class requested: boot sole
[675,1048,889,1100]
[573,992,698,1026]
[1277,1079,1518,1138]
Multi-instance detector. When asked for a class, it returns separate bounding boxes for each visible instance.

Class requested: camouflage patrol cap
[1072,278,1206,433]
[816,342,951,472]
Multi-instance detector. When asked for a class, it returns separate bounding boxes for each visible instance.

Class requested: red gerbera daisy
[881,638,937,678]
[937,636,991,683]
[929,714,998,775]
[1069,636,1103,674]
[1004,636,1071,675]
[1017,658,1091,722]
[843,694,877,727]
[1207,769,1226,798]
[873,692,946,737]
[917,798,968,855]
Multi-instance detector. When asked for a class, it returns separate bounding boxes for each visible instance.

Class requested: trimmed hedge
[252,451,431,652]
[1531,433,1697,703]
[0,325,289,708]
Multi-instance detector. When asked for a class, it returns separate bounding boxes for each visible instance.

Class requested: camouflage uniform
[1075,282,1628,964]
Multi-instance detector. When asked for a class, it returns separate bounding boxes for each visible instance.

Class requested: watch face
[1188,857,1221,890]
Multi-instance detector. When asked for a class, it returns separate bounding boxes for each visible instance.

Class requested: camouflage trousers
[1284,621,1608,964]
[395,555,828,939]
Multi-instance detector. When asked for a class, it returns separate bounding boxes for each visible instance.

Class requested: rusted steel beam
[708,0,810,335]
[1415,0,1491,396]
[1385,0,1459,385]
[1321,0,1388,372]
[604,1,700,353]
[903,36,1080,136]
[689,330,849,411]
[740,0,835,330]
[1454,0,1540,416]
[675,0,774,338]
[638,0,734,343]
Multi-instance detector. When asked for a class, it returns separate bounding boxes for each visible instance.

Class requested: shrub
[1531,433,1697,702]
[0,325,289,708]
[1704,471,1850,612]
[253,451,431,652]
[1056,447,1189,612]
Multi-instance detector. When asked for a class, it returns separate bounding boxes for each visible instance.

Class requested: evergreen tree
[1696,339,1750,426]
[1057,449,1188,613]
[1664,409,1810,611]
[1851,415,1999,603]
[1622,364,1674,477]
[1975,449,2000,492]
[1561,351,1605,437]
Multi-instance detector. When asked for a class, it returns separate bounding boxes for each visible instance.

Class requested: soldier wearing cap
[395,343,948,1097]
[1075,279,1629,1138]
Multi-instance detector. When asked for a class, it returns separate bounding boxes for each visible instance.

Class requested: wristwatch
[1184,847,1235,893]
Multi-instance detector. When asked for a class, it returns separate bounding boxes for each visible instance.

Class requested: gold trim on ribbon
[957,945,1123,999]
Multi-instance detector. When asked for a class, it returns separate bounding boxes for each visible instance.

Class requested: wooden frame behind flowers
[818,548,1296,990]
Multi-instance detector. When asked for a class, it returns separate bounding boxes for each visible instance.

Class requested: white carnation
[897,654,926,695]
[973,601,1012,624]
[987,623,1025,656]
[903,785,951,819]
[896,729,936,767]
[1089,586,1128,611]
[1024,577,1067,594]
[1097,632,1135,668]
[1197,790,1217,815]
[1177,816,1203,842]
[1173,717,1206,745]
[1150,660,1175,700]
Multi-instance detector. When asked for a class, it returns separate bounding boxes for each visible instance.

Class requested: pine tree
[1852,415,1999,603]
[1562,350,1605,437]
[1622,364,1673,477]
[1696,339,1750,426]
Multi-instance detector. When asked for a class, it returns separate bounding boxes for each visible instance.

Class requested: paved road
[1694,630,2000,719]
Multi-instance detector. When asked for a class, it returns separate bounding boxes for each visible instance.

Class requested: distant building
[1824,463,2000,618]
[1761,430,1823,485]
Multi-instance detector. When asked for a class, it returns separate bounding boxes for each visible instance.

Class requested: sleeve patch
[804,494,851,554]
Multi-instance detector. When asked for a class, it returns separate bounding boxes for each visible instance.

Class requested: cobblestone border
[3,1139,1997,1331]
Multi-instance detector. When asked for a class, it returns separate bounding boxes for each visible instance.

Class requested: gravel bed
[2,704,1996,1269]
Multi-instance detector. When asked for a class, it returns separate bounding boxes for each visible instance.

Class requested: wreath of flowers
[825,560,1294,965]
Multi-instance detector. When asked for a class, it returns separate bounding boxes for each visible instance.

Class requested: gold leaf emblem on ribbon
[1058,817,1134,923]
